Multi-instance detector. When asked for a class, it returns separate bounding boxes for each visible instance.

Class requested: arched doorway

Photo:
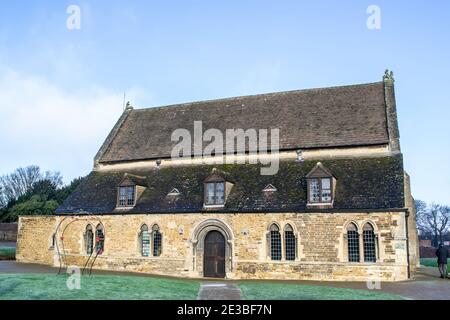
[203,231,226,278]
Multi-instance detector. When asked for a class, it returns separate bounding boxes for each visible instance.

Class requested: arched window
[363,223,376,262]
[139,224,150,257]
[152,224,162,257]
[95,224,105,255]
[347,223,360,262]
[269,224,282,261]
[284,224,296,261]
[85,225,94,255]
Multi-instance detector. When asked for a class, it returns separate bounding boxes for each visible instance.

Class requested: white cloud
[0,66,148,181]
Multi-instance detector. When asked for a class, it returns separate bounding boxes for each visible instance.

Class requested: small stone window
[269,224,282,261]
[139,224,150,257]
[363,223,376,262]
[347,223,360,262]
[95,224,105,255]
[284,224,296,261]
[152,224,162,257]
[50,233,56,250]
[306,162,335,206]
[118,186,136,207]
[85,225,94,255]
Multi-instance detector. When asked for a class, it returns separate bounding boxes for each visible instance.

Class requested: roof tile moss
[56,155,405,214]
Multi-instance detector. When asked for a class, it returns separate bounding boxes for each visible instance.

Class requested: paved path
[197,282,242,300]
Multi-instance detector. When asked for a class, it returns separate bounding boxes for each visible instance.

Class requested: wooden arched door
[203,231,226,278]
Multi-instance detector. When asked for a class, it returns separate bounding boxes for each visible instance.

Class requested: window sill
[203,204,225,210]
[306,203,333,209]
[115,206,135,210]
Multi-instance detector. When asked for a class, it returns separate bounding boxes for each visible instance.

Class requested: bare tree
[0,185,6,208]
[416,200,450,247]
[0,166,63,205]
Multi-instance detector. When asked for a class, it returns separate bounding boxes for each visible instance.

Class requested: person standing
[436,243,449,279]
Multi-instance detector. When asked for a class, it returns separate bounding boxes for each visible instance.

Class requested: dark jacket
[436,246,449,264]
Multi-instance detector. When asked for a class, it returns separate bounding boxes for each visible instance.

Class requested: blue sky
[0,0,449,204]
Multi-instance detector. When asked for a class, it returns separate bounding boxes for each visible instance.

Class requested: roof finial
[125,101,134,111]
[383,69,395,83]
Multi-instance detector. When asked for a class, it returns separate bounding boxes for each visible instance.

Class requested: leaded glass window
[140,224,150,257]
[152,224,162,257]
[269,224,282,261]
[284,224,296,261]
[118,186,136,207]
[363,223,376,262]
[347,223,360,262]
[321,178,332,202]
[95,224,105,255]
[309,179,320,203]
[308,177,333,204]
[127,187,135,206]
[118,187,127,206]
[205,182,225,205]
[85,225,94,255]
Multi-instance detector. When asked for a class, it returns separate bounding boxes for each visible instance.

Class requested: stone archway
[191,219,234,278]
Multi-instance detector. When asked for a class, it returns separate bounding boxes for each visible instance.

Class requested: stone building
[16,73,419,281]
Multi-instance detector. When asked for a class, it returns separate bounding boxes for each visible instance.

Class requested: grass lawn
[237,282,405,300]
[0,247,16,259]
[0,272,406,300]
[0,273,200,300]
[421,258,450,272]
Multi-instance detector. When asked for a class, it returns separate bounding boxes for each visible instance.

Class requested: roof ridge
[132,81,383,112]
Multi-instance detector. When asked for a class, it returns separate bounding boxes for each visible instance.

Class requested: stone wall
[0,223,18,241]
[404,172,420,272]
[17,211,412,281]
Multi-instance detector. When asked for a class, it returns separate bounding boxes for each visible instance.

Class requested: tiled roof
[56,155,405,214]
[97,82,390,163]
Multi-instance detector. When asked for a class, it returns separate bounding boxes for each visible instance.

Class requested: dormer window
[306,162,336,207]
[203,168,232,208]
[308,177,331,203]
[118,186,136,207]
[205,182,225,205]
[262,184,277,192]
[167,188,181,196]
[116,174,146,209]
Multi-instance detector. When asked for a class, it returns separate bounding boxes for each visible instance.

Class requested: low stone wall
[17,212,413,282]
[420,246,437,258]
[0,223,18,241]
